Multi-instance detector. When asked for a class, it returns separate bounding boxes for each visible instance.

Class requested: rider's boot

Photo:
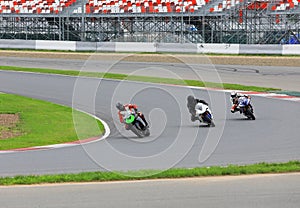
[231,104,239,113]
[125,124,130,130]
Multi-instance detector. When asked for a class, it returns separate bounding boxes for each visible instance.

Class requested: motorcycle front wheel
[130,125,144,138]
[203,114,215,127]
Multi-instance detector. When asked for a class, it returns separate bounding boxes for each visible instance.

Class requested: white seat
[116,6,121,13]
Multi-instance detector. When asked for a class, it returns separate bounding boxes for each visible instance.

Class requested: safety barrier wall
[0,39,299,55]
[282,45,300,55]
[239,44,283,54]
[156,43,197,53]
[36,40,76,51]
[0,39,36,49]
[116,42,156,52]
[197,44,239,54]
[74,42,117,51]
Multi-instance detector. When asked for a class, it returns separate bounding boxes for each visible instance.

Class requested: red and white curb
[0,114,111,154]
[186,86,300,102]
[227,90,300,102]
[246,92,300,102]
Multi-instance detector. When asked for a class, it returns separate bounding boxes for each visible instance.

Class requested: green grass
[0,93,104,150]
[0,161,299,185]
[0,66,280,92]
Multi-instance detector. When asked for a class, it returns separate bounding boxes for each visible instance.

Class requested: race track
[0,69,299,176]
[2,173,300,208]
[1,55,300,91]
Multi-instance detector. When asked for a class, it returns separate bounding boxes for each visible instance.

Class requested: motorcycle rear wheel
[246,108,256,120]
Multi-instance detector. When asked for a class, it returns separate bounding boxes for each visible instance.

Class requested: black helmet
[116,102,125,111]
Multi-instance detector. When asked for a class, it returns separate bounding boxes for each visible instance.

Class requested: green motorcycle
[124,110,150,138]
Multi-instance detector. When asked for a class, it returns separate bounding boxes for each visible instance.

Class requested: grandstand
[0,0,299,44]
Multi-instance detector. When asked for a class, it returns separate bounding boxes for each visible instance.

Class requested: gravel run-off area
[0,50,300,67]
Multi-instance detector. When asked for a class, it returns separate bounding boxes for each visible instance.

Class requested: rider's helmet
[116,102,125,111]
[230,91,237,98]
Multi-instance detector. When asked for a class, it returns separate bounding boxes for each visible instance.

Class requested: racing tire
[246,109,256,120]
[144,128,150,137]
[203,114,215,127]
[209,121,216,127]
[130,125,144,138]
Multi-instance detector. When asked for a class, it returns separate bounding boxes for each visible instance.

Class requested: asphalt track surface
[0,55,300,208]
[1,55,300,91]
[1,173,300,208]
[0,69,299,176]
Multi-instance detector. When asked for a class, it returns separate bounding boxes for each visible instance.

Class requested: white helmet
[230,91,237,98]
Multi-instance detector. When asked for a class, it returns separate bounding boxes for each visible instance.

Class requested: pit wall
[0,39,299,55]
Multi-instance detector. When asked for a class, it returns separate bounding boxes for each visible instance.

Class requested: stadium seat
[270,0,299,11]
[0,0,76,13]
[207,0,298,13]
[86,0,211,13]
[246,1,268,10]
[209,0,238,13]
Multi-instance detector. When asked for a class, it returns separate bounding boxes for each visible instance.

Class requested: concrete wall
[197,44,239,54]
[282,45,300,55]
[239,44,282,55]
[96,42,116,52]
[76,42,97,51]
[36,40,76,51]
[0,39,36,49]
[156,43,197,53]
[0,39,299,55]
[116,42,155,52]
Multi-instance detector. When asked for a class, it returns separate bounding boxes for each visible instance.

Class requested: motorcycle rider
[116,102,149,130]
[230,91,252,113]
[187,95,210,122]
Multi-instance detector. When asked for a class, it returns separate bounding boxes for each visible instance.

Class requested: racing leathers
[187,95,209,122]
[231,94,252,113]
[195,102,212,118]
